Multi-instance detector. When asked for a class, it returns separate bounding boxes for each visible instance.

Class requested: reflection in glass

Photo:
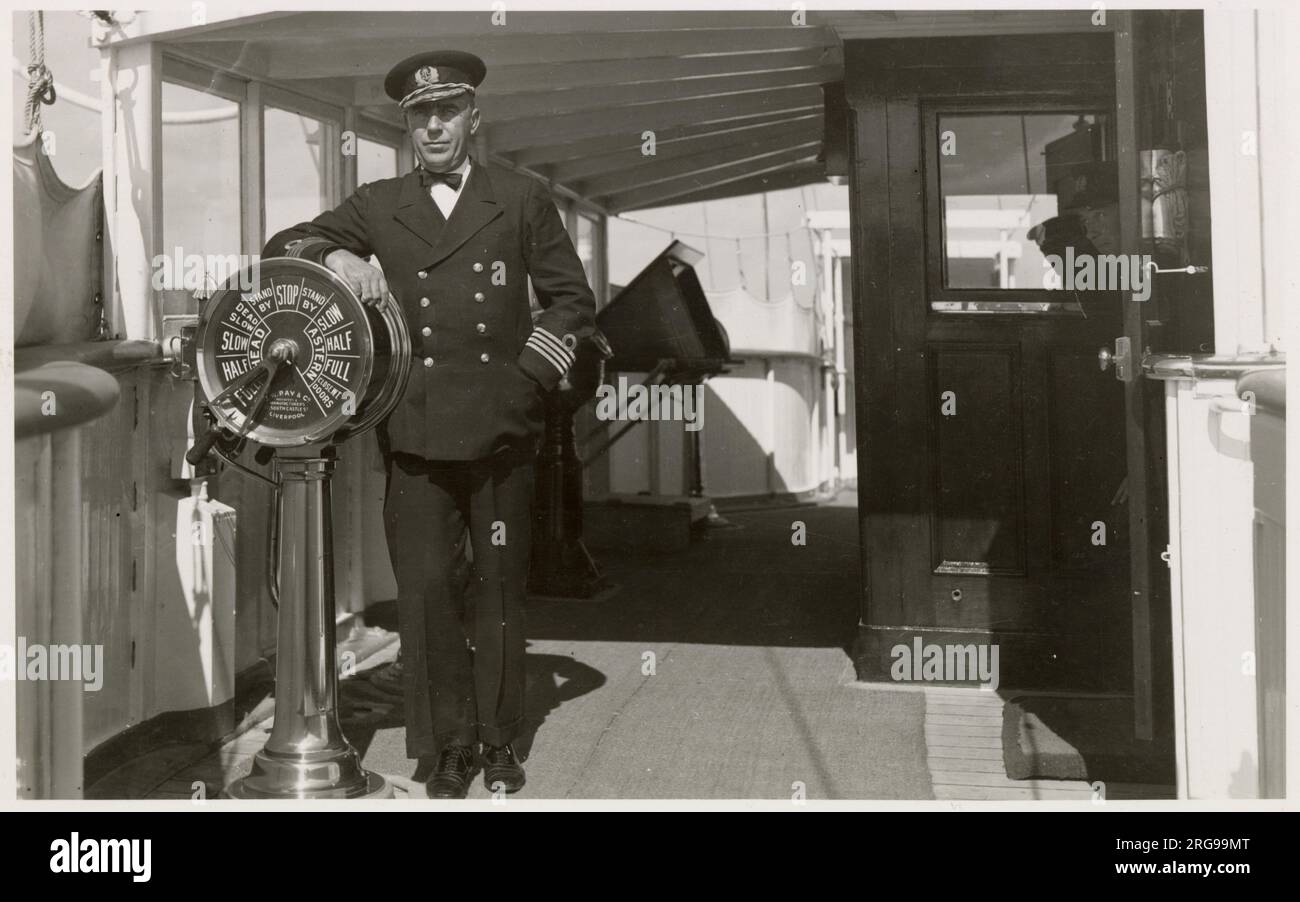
[938,113,1114,296]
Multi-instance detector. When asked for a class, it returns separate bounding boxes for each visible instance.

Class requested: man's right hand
[324,248,389,308]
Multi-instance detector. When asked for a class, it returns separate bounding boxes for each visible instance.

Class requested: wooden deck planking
[921,686,1173,802]
[928,756,1007,773]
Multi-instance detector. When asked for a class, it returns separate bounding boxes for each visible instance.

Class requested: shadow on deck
[88,488,1176,801]
[128,489,935,800]
[346,489,933,799]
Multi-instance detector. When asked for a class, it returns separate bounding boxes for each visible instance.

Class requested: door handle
[1100,339,1133,382]
[1113,337,1133,382]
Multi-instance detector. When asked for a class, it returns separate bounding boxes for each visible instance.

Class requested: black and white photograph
[1,0,1295,838]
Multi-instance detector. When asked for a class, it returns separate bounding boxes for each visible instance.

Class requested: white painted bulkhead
[1160,8,1294,799]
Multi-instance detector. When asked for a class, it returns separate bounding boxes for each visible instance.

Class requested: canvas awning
[99,8,1100,213]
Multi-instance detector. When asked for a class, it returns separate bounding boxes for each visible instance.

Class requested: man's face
[1079,203,1120,256]
[404,94,480,172]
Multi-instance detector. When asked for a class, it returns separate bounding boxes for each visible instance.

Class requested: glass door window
[928,108,1117,313]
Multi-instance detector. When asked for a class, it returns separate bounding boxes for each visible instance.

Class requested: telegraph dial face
[196,258,377,447]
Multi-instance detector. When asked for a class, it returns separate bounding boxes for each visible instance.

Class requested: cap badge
[416,66,440,86]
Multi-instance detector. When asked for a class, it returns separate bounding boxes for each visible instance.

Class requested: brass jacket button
[480,352,490,363]
[420,297,430,307]
[473,262,484,273]
[474,292,485,302]
[421,326,432,337]
[476,323,486,334]
[423,357,434,367]
[417,270,428,279]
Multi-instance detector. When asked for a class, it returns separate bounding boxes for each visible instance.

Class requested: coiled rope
[25,12,57,134]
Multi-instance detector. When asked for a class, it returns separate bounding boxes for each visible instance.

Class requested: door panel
[929,344,1026,577]
[1047,348,1129,571]
[847,33,1131,690]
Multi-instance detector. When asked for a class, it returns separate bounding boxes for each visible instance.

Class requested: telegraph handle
[186,342,294,465]
[207,352,285,410]
[185,422,226,467]
[231,354,287,440]
[185,358,278,466]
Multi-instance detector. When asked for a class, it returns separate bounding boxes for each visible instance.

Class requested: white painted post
[1255,10,1299,353]
[818,227,835,487]
[342,106,358,196]
[765,359,776,496]
[334,104,367,618]
[241,81,264,255]
[831,253,848,475]
[98,47,120,338]
[1202,6,1298,800]
[1203,10,1264,355]
[107,41,163,342]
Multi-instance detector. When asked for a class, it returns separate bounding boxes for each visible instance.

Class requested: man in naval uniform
[263,50,596,798]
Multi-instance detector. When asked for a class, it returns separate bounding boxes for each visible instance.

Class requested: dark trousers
[383,449,534,756]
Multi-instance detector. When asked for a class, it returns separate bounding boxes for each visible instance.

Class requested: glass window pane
[357,137,398,185]
[938,113,1113,291]
[576,214,597,287]
[161,81,241,308]
[264,107,331,232]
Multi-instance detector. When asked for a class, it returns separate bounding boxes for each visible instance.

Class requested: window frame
[160,55,248,257]
[922,95,1116,316]
[564,200,608,309]
[151,50,608,327]
[261,85,346,230]
[156,57,249,317]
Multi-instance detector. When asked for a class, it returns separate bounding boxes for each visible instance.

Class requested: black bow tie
[419,168,463,190]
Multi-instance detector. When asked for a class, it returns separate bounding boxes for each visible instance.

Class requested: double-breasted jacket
[263,159,596,460]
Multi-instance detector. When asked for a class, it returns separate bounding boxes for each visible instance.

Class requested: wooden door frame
[844,31,1134,689]
[1113,11,1176,741]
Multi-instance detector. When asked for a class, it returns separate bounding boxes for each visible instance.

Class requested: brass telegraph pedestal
[226,448,391,800]
[186,259,410,800]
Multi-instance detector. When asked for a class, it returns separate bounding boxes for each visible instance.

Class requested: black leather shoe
[481,743,526,794]
[427,744,477,799]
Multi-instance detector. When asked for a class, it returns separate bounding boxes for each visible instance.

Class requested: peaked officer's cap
[385,51,487,109]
